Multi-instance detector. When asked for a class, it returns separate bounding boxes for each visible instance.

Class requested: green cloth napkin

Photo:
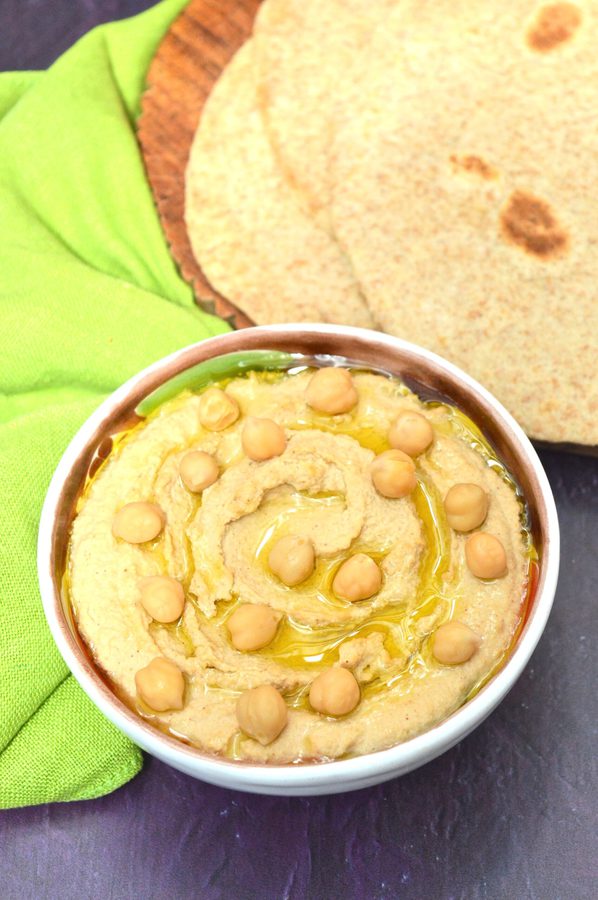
[0,0,229,809]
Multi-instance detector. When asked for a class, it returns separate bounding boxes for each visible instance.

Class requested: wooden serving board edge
[137,0,261,330]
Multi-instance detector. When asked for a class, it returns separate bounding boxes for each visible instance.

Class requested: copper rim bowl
[37,325,559,796]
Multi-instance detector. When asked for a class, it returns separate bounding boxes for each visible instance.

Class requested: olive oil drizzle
[184,374,529,712]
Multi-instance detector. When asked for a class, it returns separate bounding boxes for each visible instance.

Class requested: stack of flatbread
[185,0,598,446]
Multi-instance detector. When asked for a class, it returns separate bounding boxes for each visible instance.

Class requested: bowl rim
[37,324,560,789]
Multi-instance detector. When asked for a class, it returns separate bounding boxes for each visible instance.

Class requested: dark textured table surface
[1,4,597,899]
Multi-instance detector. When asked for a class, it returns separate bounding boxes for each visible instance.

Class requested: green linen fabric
[0,0,228,809]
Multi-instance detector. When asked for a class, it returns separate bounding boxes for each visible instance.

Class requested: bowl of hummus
[38,325,559,795]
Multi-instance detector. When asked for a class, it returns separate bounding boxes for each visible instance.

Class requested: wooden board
[138,0,261,330]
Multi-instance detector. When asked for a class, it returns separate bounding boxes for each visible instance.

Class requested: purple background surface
[1,4,597,898]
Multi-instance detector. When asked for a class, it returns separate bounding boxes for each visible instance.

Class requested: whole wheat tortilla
[184,41,373,328]
[329,0,598,445]
[252,0,395,231]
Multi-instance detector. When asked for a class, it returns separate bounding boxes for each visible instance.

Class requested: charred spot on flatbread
[450,154,498,180]
[499,190,568,259]
[526,3,582,51]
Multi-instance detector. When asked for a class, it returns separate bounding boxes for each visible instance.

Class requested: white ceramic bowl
[38,325,559,795]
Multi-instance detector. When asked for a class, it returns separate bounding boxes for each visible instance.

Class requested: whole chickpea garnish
[236,684,288,745]
[309,667,360,717]
[198,387,239,431]
[465,532,507,579]
[388,410,434,457]
[180,451,219,493]
[432,621,480,665]
[444,483,488,532]
[268,534,315,586]
[135,657,185,712]
[305,367,358,415]
[139,575,185,623]
[333,553,382,602]
[112,502,165,544]
[242,417,286,461]
[227,604,281,652]
[371,450,417,499]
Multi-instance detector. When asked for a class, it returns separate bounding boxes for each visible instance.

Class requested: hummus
[69,365,530,762]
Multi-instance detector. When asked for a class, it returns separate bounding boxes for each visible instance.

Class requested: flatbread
[330,0,598,444]
[184,41,373,328]
[253,0,395,230]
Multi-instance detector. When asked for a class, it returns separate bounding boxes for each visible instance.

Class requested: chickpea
[432,621,480,665]
[388,410,434,457]
[333,553,382,602]
[227,604,281,652]
[112,502,165,544]
[139,576,185,623]
[371,449,417,499]
[268,534,315,586]
[236,684,288,745]
[444,483,488,532]
[305,367,358,415]
[309,667,360,717]
[180,450,219,493]
[198,387,239,431]
[135,657,185,711]
[465,532,508,579]
[242,417,286,461]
